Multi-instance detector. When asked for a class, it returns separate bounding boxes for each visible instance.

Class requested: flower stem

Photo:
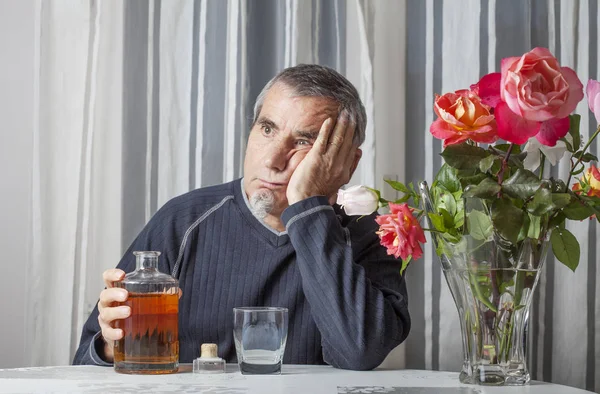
[565,125,600,191]
[539,153,546,180]
[497,143,515,196]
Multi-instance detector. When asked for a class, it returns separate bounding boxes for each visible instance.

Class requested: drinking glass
[233,307,288,375]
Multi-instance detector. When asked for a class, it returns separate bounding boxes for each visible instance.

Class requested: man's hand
[97,269,130,362]
[287,110,361,205]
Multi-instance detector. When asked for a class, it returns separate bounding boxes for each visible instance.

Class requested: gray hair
[252,64,367,146]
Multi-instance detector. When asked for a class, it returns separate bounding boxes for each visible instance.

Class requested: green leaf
[440,208,455,230]
[526,188,571,215]
[562,200,594,220]
[400,255,412,275]
[494,144,522,154]
[573,151,599,162]
[527,213,542,239]
[491,198,525,244]
[526,188,553,215]
[393,194,411,204]
[428,213,446,232]
[441,143,491,170]
[569,114,581,150]
[434,164,461,193]
[479,155,495,173]
[454,194,465,228]
[548,211,566,229]
[551,228,580,272]
[439,192,457,216]
[571,165,586,176]
[552,193,573,209]
[459,172,489,190]
[384,179,409,193]
[518,213,531,242]
[501,169,543,199]
[463,178,502,199]
[560,137,574,152]
[467,210,493,241]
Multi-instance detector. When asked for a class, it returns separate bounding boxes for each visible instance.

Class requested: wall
[0,0,35,368]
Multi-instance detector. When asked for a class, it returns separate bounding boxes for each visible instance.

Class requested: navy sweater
[73,179,410,370]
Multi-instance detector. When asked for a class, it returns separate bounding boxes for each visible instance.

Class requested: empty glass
[233,307,288,375]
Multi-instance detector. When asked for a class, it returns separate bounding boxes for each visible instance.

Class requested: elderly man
[73,64,410,370]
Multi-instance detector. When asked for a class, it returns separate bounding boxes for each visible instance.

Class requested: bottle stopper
[201,343,219,359]
[193,343,226,374]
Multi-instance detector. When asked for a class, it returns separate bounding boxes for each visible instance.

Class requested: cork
[200,343,219,359]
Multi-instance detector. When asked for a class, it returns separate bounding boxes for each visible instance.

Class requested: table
[0,364,592,393]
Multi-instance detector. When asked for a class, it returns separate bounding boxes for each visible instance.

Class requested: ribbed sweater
[73,179,410,370]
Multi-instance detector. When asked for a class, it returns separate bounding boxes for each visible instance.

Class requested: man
[73,64,410,370]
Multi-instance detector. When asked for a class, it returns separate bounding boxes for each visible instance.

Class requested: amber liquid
[113,292,179,374]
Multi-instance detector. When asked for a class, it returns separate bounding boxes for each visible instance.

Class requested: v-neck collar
[234,178,290,247]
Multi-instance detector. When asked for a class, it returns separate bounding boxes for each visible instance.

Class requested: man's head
[243,64,366,221]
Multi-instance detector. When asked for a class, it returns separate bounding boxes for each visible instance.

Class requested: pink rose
[587,79,600,124]
[375,203,426,261]
[473,48,584,146]
[430,90,498,147]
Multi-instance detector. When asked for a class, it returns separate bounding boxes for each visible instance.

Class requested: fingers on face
[329,110,356,154]
[316,118,333,154]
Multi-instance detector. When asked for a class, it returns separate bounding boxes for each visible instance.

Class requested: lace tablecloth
[0,364,592,393]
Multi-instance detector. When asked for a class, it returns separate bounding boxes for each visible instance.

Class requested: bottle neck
[134,251,161,270]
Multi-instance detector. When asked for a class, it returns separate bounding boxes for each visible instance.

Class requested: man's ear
[348,148,362,179]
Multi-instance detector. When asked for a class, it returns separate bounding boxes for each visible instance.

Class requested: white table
[0,364,592,393]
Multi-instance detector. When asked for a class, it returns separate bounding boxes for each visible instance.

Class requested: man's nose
[264,139,289,171]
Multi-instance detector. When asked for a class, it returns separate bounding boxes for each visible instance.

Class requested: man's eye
[262,126,272,135]
[296,140,310,146]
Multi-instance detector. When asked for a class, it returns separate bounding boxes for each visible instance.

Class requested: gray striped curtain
[404,1,599,392]
[30,0,598,391]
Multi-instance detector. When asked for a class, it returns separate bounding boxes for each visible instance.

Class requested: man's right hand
[97,268,130,362]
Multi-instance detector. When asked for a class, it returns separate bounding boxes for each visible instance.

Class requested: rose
[375,203,426,261]
[336,185,379,216]
[587,79,600,124]
[500,47,583,122]
[430,90,498,147]
[573,164,600,198]
[474,47,584,146]
[523,135,570,172]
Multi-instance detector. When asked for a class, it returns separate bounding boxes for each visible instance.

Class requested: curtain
[29,0,598,391]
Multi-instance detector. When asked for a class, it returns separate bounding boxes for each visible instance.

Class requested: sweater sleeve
[281,196,410,371]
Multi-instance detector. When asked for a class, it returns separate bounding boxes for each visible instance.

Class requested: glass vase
[420,182,549,386]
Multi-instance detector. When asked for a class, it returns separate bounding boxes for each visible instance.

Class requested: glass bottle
[113,251,179,374]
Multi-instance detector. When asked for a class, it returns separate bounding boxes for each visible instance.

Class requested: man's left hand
[287,110,361,206]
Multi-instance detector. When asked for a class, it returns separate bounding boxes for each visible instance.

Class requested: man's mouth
[258,179,287,189]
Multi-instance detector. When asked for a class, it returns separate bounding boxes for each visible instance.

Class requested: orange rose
[430,90,498,147]
[573,164,600,198]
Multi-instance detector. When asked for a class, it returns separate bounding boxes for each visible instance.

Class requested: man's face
[243,83,340,216]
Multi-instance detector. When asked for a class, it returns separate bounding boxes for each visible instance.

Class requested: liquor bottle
[113,251,179,374]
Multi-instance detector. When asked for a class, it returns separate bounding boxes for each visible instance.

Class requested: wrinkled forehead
[260,82,341,128]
